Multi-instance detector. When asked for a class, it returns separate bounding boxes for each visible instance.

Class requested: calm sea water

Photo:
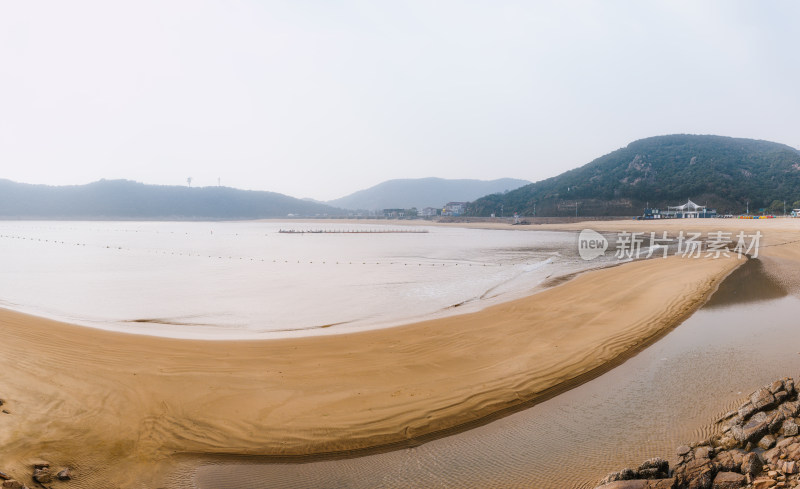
[0,221,610,339]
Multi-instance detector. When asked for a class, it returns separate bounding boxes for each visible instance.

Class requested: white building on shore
[663,199,716,218]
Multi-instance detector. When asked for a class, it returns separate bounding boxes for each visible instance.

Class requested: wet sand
[184,258,800,489]
[0,243,739,487]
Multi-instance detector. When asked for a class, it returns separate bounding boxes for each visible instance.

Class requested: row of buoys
[0,235,87,246]
[0,225,432,238]
[0,234,519,267]
[279,228,428,234]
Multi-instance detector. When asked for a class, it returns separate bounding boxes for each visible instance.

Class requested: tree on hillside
[769,200,785,215]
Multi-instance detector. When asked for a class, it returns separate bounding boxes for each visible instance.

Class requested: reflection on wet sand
[704,258,788,308]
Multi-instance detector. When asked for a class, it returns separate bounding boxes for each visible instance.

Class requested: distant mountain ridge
[468,135,800,217]
[0,179,345,219]
[328,177,531,210]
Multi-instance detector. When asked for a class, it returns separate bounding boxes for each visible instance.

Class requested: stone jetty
[594,377,800,489]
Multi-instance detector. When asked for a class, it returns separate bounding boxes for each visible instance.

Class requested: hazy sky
[2,1,799,201]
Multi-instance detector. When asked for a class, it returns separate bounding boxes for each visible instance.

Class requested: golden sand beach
[3,218,799,488]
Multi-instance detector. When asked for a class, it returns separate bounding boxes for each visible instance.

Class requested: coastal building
[642,208,663,219]
[663,199,717,218]
[421,207,440,217]
[382,208,405,218]
[442,202,467,216]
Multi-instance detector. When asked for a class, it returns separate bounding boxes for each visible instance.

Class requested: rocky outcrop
[594,377,800,489]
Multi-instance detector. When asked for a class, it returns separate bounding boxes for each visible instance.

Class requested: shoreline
[177,257,744,467]
[0,250,740,488]
[0,221,598,341]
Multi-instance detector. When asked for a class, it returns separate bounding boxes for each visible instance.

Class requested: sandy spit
[0,249,740,487]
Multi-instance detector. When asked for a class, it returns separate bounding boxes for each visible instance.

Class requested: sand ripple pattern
[179,261,800,489]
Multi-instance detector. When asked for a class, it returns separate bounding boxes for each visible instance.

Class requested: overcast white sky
[1,1,798,201]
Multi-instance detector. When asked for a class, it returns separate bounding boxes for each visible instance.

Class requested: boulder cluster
[0,462,71,489]
[595,377,800,489]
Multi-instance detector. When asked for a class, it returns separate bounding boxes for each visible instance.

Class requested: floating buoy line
[278,228,428,234]
[0,232,548,269]
[0,224,431,237]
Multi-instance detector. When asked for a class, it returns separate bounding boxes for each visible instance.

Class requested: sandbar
[0,240,741,487]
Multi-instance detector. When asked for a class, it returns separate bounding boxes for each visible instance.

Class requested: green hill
[468,135,800,217]
[0,179,345,219]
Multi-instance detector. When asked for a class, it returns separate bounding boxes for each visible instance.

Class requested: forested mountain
[0,179,345,219]
[328,177,530,210]
[468,135,800,217]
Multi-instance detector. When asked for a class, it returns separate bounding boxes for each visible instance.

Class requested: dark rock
[56,468,71,481]
[639,458,669,474]
[695,446,713,460]
[731,416,769,444]
[713,450,744,473]
[599,468,637,485]
[710,471,745,489]
[674,458,715,489]
[775,435,798,449]
[767,411,785,433]
[596,480,675,489]
[750,478,776,489]
[636,458,670,480]
[727,416,743,430]
[31,463,49,470]
[780,400,800,418]
[776,459,798,474]
[32,468,51,484]
[737,403,756,420]
[596,481,650,489]
[649,480,676,489]
[758,434,776,450]
[0,473,8,481]
[751,387,777,411]
[714,436,739,451]
[783,419,799,436]
[594,379,800,489]
[718,410,738,423]
[741,452,763,476]
[785,377,796,395]
[762,438,800,466]
[763,446,780,466]
[1,481,28,489]
[637,468,662,479]
[784,440,800,460]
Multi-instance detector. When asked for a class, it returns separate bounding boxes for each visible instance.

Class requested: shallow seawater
[0,221,614,339]
[182,259,800,489]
